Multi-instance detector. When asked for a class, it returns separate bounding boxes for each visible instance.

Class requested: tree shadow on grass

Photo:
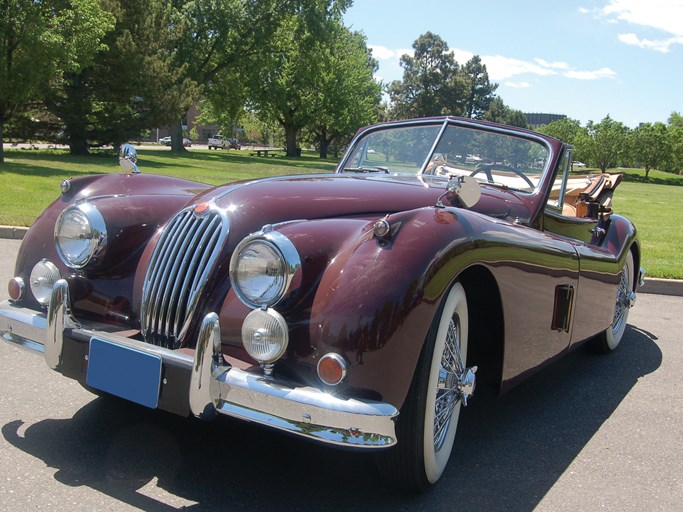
[0,149,338,179]
[2,325,660,511]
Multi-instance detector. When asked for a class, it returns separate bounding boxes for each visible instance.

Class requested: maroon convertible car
[1,117,643,490]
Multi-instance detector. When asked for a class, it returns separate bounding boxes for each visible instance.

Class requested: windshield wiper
[343,166,390,174]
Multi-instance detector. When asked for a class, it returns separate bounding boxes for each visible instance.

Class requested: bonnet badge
[193,202,210,218]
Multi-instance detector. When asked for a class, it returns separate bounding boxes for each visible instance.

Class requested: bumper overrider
[0,280,398,449]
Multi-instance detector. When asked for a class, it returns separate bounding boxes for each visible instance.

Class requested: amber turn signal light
[317,353,348,386]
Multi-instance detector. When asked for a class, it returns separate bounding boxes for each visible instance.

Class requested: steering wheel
[470,164,534,189]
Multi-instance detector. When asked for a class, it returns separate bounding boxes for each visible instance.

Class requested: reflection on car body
[0,116,643,491]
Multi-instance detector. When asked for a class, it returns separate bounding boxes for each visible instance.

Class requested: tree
[169,0,351,152]
[387,32,461,119]
[460,55,497,119]
[483,97,527,128]
[387,33,497,121]
[667,112,683,173]
[308,27,382,158]
[631,122,669,178]
[536,117,588,163]
[0,0,112,161]
[580,116,630,172]
[247,1,354,157]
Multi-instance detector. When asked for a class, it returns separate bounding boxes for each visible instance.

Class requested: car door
[541,148,620,346]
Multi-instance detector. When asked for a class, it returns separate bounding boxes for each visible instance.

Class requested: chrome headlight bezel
[54,202,107,269]
[229,227,302,309]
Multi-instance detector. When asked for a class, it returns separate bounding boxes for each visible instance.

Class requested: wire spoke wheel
[590,250,635,353]
[376,281,476,491]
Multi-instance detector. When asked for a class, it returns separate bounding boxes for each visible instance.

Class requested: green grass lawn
[1,150,681,278]
[0,148,338,226]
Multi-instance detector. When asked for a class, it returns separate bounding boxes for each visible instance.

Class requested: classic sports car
[1,117,643,491]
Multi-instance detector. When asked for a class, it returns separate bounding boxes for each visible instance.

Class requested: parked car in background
[183,138,192,147]
[0,117,643,491]
[208,134,240,150]
[573,161,587,168]
[158,136,171,145]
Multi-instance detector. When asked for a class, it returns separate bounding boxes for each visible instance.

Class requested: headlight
[230,228,301,309]
[30,259,60,306]
[55,202,107,269]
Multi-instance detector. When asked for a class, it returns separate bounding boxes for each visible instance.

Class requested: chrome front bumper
[1,280,398,449]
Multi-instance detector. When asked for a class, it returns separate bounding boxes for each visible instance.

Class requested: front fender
[286,207,485,408]
[13,173,209,323]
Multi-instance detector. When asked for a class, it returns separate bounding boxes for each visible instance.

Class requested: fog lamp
[30,259,61,306]
[317,353,348,386]
[241,308,289,364]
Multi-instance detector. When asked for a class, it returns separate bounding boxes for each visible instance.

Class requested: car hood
[193,173,533,228]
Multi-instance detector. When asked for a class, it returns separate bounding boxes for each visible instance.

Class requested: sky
[343,0,683,127]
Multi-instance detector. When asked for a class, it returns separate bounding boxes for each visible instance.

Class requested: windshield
[341,121,550,193]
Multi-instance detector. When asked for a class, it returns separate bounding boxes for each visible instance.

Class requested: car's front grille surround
[141,205,228,349]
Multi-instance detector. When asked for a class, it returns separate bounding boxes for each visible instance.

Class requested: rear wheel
[590,250,635,353]
[377,282,476,491]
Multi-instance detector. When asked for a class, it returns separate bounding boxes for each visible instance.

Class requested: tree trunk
[170,120,186,152]
[63,72,91,156]
[284,123,298,157]
[0,118,5,164]
[318,126,329,159]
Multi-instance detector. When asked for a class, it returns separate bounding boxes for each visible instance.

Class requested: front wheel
[590,250,635,353]
[377,282,476,491]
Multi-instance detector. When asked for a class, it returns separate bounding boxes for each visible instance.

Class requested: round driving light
[317,353,348,386]
[29,260,61,306]
[8,277,25,302]
[241,308,289,364]
[55,202,107,269]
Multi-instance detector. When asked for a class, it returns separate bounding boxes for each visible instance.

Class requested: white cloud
[367,45,618,84]
[504,81,532,88]
[451,48,474,64]
[534,58,570,70]
[369,45,412,60]
[600,0,683,37]
[618,32,683,53]
[587,0,683,52]
[476,55,558,80]
[564,67,618,80]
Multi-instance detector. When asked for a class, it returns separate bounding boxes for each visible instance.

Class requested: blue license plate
[86,337,162,409]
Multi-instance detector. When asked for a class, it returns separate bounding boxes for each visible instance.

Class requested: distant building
[525,113,567,128]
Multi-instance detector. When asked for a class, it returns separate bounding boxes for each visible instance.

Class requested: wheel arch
[458,265,505,394]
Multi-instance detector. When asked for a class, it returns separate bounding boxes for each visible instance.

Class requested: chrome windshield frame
[336,117,556,197]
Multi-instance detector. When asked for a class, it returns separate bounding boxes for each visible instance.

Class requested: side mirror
[438,175,481,208]
[119,143,141,174]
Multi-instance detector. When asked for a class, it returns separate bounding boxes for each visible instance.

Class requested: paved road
[0,239,681,511]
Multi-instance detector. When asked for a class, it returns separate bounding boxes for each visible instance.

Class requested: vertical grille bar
[141,206,228,349]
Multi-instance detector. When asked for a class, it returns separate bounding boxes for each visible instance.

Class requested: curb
[640,278,683,297]
[1,225,682,297]
[0,225,28,240]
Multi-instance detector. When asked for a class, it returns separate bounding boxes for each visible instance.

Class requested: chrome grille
[141,206,228,349]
